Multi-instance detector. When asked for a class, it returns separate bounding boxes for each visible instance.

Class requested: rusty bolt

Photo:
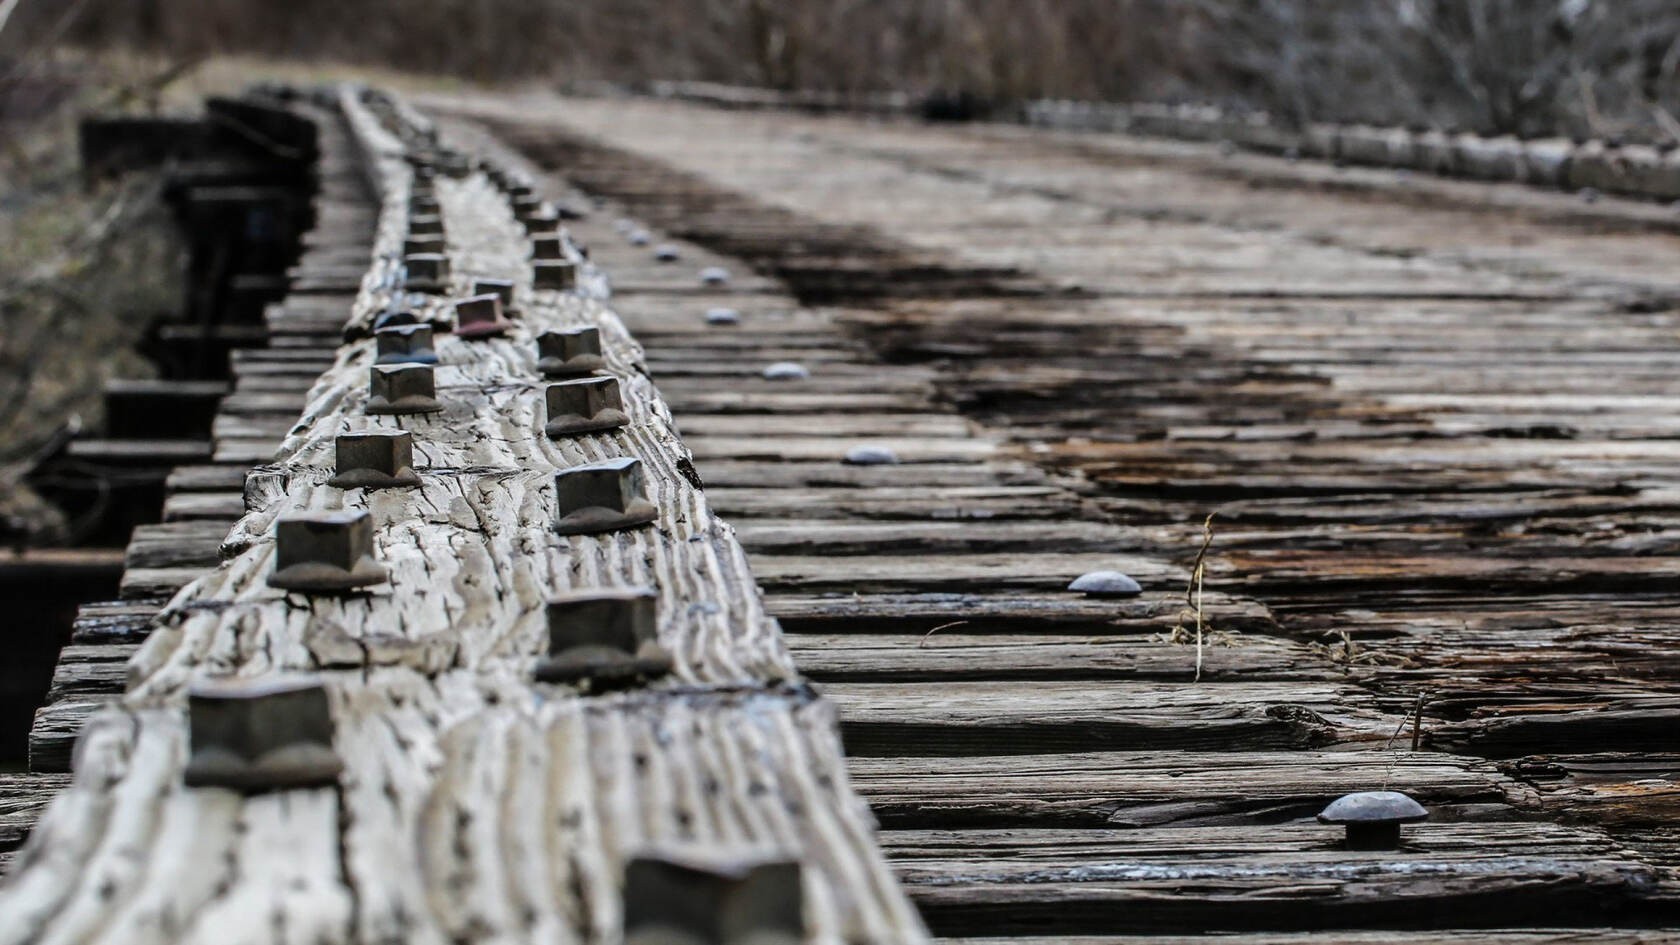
[762,362,808,381]
[536,326,604,377]
[533,260,578,291]
[472,278,517,311]
[1318,791,1428,850]
[530,232,566,260]
[268,508,388,593]
[408,213,444,236]
[375,323,437,365]
[553,457,657,535]
[623,852,803,945]
[535,586,671,685]
[185,676,344,791]
[1068,571,1142,597]
[329,431,420,489]
[367,363,443,415]
[454,293,511,340]
[545,376,628,437]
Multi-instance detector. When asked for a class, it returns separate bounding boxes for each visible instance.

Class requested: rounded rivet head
[705,307,740,325]
[1068,571,1142,597]
[653,244,680,262]
[1318,791,1429,850]
[628,230,651,247]
[699,266,730,286]
[762,362,808,381]
[843,445,899,466]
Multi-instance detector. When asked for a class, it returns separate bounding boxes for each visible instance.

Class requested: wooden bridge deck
[4,81,1680,942]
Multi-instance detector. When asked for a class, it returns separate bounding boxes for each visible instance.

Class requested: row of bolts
[182,130,811,940]
[185,108,1426,938]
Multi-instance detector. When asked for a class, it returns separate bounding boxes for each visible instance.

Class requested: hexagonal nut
[535,586,670,685]
[367,364,442,415]
[454,293,510,340]
[268,509,388,593]
[185,676,344,792]
[545,376,628,438]
[537,326,604,377]
[553,457,657,535]
[329,430,420,489]
[375,323,437,365]
[623,851,803,945]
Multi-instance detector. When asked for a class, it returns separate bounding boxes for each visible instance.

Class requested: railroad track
[3,82,1679,942]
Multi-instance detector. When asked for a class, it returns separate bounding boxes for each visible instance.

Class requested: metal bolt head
[623,852,803,945]
[506,180,534,199]
[705,307,740,325]
[628,229,651,247]
[403,235,446,257]
[329,430,420,489]
[372,309,420,333]
[367,363,442,415]
[409,193,439,215]
[375,323,437,365]
[185,676,344,791]
[762,362,809,381]
[1318,791,1428,850]
[535,586,670,685]
[545,376,628,437]
[1068,570,1142,598]
[472,278,517,310]
[530,232,566,260]
[454,293,510,339]
[404,252,450,293]
[653,244,681,262]
[843,445,899,466]
[537,326,604,377]
[408,213,444,236]
[533,260,578,291]
[553,457,657,535]
[511,193,543,220]
[269,509,388,592]
[699,266,730,286]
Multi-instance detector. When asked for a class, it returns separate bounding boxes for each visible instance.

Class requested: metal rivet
[403,235,445,257]
[699,266,730,286]
[1068,571,1142,597]
[553,457,657,535]
[329,431,420,489]
[367,364,443,415]
[628,230,651,247]
[185,677,343,791]
[537,326,604,377]
[762,362,808,381]
[533,260,579,291]
[614,218,635,233]
[1318,791,1429,850]
[535,586,671,685]
[653,244,681,262]
[454,293,511,339]
[268,509,388,592]
[408,213,445,236]
[375,323,437,365]
[404,252,450,293]
[530,231,566,260]
[705,307,740,325]
[623,853,803,945]
[545,377,628,438]
[843,445,899,466]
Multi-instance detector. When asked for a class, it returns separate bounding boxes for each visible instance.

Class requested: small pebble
[705,307,740,325]
[762,361,809,381]
[653,244,681,262]
[1068,570,1143,597]
[843,445,899,466]
[700,266,731,285]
